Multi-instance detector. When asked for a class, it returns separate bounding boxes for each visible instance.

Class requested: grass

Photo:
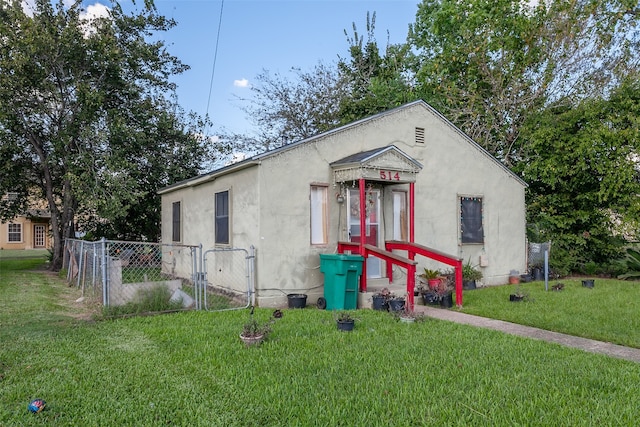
[0,249,48,259]
[461,278,640,348]
[2,258,640,425]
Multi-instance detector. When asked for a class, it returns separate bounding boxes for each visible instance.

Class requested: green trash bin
[318,254,364,310]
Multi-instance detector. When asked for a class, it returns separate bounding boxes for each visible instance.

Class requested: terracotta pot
[509,275,520,285]
[240,334,265,346]
[427,278,442,289]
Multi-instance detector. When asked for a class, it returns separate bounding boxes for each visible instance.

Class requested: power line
[205,0,225,121]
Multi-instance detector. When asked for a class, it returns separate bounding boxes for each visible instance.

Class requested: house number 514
[379,170,400,181]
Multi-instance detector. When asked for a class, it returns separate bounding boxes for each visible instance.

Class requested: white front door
[34,225,45,248]
[347,188,382,278]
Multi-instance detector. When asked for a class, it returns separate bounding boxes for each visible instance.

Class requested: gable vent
[415,127,425,144]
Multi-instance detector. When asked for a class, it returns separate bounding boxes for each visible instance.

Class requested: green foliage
[408,0,639,165]
[618,248,640,280]
[337,12,416,124]
[462,259,483,281]
[519,80,640,274]
[419,268,441,279]
[0,0,220,268]
[101,285,184,317]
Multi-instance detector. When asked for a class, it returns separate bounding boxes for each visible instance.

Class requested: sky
[139,0,422,135]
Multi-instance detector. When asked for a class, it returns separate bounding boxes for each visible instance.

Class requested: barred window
[460,196,483,244]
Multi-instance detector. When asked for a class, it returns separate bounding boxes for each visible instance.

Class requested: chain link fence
[527,241,551,280]
[63,239,254,315]
[64,239,199,314]
[201,247,253,311]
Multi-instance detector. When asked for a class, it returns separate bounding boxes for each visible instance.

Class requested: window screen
[460,196,483,244]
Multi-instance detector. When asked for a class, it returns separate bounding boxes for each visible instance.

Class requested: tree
[517,79,640,274]
[409,0,640,166]
[223,12,414,155]
[226,62,348,155]
[0,0,217,269]
[338,12,416,124]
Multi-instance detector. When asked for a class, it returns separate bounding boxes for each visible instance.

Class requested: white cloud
[80,3,110,20]
[233,78,249,88]
[20,0,35,16]
[79,3,111,37]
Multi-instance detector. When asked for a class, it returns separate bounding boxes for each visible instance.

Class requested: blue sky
[147,0,422,135]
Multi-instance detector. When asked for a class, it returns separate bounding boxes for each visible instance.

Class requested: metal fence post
[76,240,84,288]
[101,238,108,306]
[249,245,256,307]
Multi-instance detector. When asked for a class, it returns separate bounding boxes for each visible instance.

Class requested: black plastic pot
[463,280,476,290]
[287,293,307,309]
[532,267,544,281]
[337,319,355,332]
[439,293,453,308]
[388,299,406,312]
[421,292,440,306]
[510,294,524,302]
[372,295,388,311]
[582,279,595,288]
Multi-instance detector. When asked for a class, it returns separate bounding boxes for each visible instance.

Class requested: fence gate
[197,247,254,311]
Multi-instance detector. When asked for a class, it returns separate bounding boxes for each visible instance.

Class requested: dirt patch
[38,268,100,322]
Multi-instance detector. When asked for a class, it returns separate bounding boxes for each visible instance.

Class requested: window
[215,190,229,245]
[460,196,484,244]
[8,223,22,243]
[310,185,328,245]
[172,201,181,242]
[392,191,408,241]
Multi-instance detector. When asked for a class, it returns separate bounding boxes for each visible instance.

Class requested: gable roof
[159,100,526,194]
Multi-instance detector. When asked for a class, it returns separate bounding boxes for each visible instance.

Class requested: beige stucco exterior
[160,101,527,307]
[0,214,50,250]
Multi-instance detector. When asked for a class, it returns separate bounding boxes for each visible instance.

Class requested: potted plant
[395,306,425,323]
[371,287,391,310]
[419,268,443,290]
[387,294,406,312]
[239,307,276,346]
[434,279,454,308]
[508,270,521,285]
[462,259,483,290]
[509,284,531,302]
[336,311,355,331]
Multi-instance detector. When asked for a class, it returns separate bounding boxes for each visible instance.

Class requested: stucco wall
[161,102,527,307]
[253,103,526,306]
[0,217,50,250]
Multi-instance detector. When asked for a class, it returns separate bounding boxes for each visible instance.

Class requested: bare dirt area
[37,266,100,322]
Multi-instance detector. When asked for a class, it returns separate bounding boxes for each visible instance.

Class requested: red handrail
[337,241,418,308]
[385,241,464,307]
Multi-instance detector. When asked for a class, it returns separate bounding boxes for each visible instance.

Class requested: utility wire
[205,0,225,122]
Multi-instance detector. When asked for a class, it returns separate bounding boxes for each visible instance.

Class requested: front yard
[1,257,640,426]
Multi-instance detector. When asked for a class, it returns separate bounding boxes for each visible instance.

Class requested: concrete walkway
[416,305,640,363]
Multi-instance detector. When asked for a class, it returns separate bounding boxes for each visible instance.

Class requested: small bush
[102,285,184,317]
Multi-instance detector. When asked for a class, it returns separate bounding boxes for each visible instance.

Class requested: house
[0,193,51,250]
[159,101,528,308]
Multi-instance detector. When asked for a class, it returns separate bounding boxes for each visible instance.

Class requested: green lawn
[2,258,640,426]
[461,278,640,348]
[0,249,48,259]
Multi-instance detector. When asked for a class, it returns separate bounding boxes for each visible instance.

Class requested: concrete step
[357,279,418,309]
